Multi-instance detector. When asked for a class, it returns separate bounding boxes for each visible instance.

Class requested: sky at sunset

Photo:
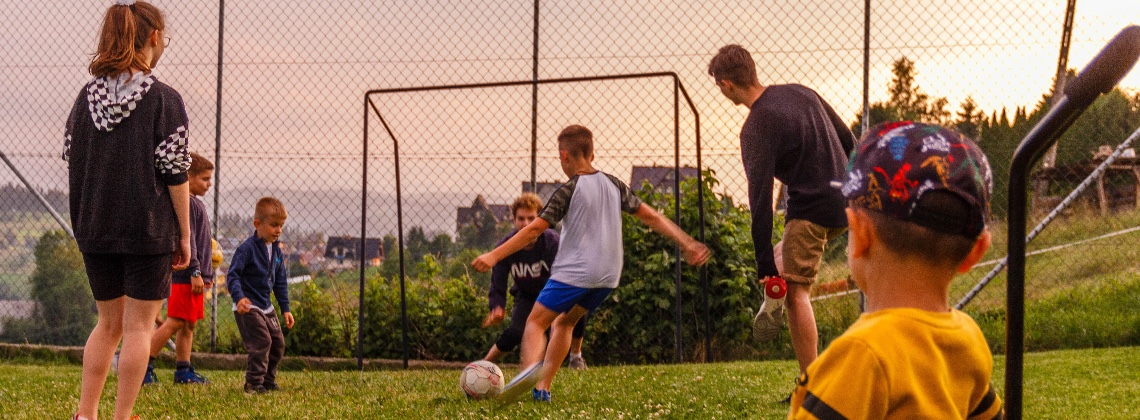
[2,0,1137,235]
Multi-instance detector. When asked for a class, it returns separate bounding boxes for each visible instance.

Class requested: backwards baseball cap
[838,121,993,238]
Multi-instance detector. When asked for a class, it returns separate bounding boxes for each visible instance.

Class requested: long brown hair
[88,2,165,78]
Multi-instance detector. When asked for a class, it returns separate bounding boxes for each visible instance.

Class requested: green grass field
[2,346,1137,419]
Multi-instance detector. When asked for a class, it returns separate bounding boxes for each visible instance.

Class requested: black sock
[176,361,191,370]
[148,356,155,363]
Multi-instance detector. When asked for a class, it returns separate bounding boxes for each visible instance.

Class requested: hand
[172,238,191,270]
[191,275,205,295]
[683,241,711,266]
[471,253,497,272]
[481,306,505,328]
[236,297,252,314]
[283,312,295,329]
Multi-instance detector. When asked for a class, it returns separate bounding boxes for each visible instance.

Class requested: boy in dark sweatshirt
[227,196,294,393]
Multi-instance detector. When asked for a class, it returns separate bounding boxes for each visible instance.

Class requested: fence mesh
[2,0,1138,367]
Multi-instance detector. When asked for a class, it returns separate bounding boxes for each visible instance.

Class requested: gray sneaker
[568,355,587,370]
[497,362,543,404]
[752,296,786,343]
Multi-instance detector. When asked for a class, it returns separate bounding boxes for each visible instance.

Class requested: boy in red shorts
[145,152,214,384]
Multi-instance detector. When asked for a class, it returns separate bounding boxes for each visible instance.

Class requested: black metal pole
[861,0,870,136]
[1005,26,1139,419]
[673,79,683,363]
[370,100,411,369]
[358,98,369,370]
[530,0,539,192]
[210,0,225,353]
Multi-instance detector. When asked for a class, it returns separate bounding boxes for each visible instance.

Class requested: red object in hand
[764,276,788,300]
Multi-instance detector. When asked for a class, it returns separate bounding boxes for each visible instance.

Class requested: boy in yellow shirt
[789,121,1003,419]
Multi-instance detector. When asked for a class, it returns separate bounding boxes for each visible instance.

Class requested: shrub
[588,171,766,363]
[1,230,94,345]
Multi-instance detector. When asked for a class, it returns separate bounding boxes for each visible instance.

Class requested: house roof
[456,195,510,230]
[630,165,699,191]
[324,236,383,260]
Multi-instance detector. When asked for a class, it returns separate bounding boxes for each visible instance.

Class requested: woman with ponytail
[64,1,191,418]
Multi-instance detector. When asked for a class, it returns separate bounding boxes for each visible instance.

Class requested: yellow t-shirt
[788,308,1003,419]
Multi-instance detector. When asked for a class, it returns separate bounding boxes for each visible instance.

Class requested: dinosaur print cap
[839,121,993,238]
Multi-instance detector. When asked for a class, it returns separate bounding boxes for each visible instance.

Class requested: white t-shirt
[539,171,642,288]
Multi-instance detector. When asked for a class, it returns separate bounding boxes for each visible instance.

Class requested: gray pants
[234,310,285,386]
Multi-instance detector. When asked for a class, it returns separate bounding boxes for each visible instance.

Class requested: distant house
[630,165,699,194]
[456,195,510,231]
[521,181,564,204]
[324,236,384,266]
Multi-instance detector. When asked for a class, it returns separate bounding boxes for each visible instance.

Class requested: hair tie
[114,0,136,5]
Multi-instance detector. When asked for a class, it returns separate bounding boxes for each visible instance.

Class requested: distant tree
[955,96,985,139]
[405,226,429,263]
[1,230,94,345]
[428,233,453,261]
[851,56,952,134]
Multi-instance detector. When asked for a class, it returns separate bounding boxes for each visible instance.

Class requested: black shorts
[82,252,173,301]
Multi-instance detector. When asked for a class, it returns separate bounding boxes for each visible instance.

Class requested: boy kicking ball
[473,125,710,403]
[789,122,1003,418]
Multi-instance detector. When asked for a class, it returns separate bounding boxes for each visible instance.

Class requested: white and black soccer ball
[459,360,504,399]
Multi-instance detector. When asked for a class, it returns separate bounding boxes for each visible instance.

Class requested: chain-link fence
[2,0,1138,366]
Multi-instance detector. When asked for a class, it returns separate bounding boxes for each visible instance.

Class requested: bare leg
[113,298,165,420]
[483,344,504,362]
[149,317,185,357]
[537,306,587,392]
[77,298,126,419]
[519,303,559,368]
[175,321,195,363]
[569,337,583,354]
[785,283,818,374]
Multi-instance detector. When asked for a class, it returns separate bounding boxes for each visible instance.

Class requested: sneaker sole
[752,306,785,343]
[496,362,543,405]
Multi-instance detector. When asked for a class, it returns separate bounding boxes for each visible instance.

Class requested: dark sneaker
[779,392,792,405]
[568,355,587,370]
[244,383,267,394]
[496,362,543,403]
[532,388,551,402]
[142,364,158,385]
[174,366,209,384]
[262,382,279,391]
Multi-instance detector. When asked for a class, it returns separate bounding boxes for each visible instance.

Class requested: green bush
[1,230,94,345]
[588,171,766,363]
[360,269,496,361]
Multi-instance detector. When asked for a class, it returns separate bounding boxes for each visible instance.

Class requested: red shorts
[167,283,205,322]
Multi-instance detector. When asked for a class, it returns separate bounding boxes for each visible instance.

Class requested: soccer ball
[459,360,504,399]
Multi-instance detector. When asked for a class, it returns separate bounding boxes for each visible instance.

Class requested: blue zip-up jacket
[227,232,290,313]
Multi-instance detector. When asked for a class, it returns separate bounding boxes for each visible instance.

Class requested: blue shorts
[536,279,613,314]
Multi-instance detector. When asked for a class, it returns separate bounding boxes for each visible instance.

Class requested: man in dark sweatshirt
[708,45,856,391]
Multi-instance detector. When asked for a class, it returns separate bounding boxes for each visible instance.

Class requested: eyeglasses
[164,35,171,46]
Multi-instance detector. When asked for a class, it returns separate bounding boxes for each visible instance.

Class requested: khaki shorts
[777,219,846,285]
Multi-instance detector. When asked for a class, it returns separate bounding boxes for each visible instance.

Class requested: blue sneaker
[173,366,209,384]
[532,389,551,402]
[496,362,543,403]
[142,364,157,385]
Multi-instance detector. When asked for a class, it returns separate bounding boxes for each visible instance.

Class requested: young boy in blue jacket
[227,196,295,393]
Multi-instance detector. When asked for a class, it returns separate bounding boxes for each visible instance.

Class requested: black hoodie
[64,72,190,255]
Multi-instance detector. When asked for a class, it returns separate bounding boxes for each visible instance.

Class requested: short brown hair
[557,125,593,158]
[708,44,758,88]
[861,208,975,269]
[188,152,214,176]
[510,193,543,217]
[254,196,287,222]
[89,2,166,78]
